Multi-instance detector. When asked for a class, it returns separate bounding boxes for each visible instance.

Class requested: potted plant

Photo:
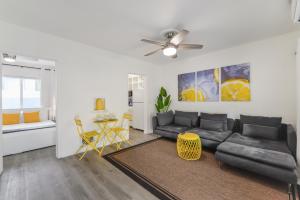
[155,87,171,113]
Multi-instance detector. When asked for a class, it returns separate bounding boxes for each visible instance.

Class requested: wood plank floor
[0,129,160,200]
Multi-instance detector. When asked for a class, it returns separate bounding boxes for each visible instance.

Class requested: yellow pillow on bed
[3,113,20,125]
[24,112,40,123]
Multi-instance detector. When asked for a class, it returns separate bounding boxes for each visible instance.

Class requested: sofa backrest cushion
[175,111,199,127]
[227,118,235,131]
[174,116,192,127]
[240,115,282,133]
[200,112,228,131]
[201,112,227,121]
[200,119,225,132]
[243,123,279,140]
[157,111,174,126]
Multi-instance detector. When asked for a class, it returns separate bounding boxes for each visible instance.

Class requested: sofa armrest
[287,124,297,159]
[152,116,158,131]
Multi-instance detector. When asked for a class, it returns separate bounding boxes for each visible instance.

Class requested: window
[23,78,41,108]
[2,76,41,109]
[2,77,21,109]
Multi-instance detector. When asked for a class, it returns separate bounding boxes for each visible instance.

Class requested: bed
[3,120,56,156]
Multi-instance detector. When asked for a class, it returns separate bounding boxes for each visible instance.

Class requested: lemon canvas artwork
[178,72,196,102]
[197,68,219,102]
[221,63,250,101]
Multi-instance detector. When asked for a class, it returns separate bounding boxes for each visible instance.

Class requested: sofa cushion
[243,124,279,140]
[225,133,291,153]
[217,142,296,170]
[157,111,174,126]
[174,116,192,127]
[156,125,189,134]
[201,113,227,130]
[188,128,232,143]
[240,115,282,133]
[175,111,198,127]
[200,119,224,132]
[215,151,297,184]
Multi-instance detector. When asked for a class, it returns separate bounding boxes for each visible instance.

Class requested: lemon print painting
[221,63,250,101]
[197,68,219,102]
[178,72,196,102]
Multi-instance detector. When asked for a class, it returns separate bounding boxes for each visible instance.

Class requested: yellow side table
[177,133,201,160]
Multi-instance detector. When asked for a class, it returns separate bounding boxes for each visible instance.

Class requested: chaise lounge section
[215,115,297,187]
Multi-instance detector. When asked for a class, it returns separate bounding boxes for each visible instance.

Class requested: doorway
[0,53,57,173]
[128,74,146,133]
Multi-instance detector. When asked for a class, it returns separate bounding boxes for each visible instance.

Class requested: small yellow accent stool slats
[177,133,201,160]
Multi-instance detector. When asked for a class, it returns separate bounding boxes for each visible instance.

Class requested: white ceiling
[0,0,298,64]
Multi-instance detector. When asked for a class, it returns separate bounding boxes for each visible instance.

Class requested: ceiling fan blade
[141,39,165,46]
[144,48,162,56]
[170,29,189,45]
[178,44,204,49]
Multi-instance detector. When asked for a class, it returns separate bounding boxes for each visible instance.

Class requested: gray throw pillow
[175,111,199,127]
[200,112,228,131]
[240,115,282,132]
[243,123,279,140]
[174,116,192,127]
[157,111,174,126]
[200,119,224,132]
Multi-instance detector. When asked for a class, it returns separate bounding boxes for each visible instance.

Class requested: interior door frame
[0,58,3,174]
[128,73,148,134]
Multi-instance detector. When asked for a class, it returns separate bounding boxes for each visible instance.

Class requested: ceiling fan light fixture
[163,46,177,57]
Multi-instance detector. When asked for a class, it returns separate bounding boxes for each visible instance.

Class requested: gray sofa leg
[298,184,300,200]
[288,184,292,200]
[288,184,297,200]
[293,184,297,200]
[218,161,223,169]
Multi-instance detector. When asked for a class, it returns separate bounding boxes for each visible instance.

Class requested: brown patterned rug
[104,138,288,200]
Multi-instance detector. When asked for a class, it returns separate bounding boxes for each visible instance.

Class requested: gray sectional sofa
[152,111,298,199]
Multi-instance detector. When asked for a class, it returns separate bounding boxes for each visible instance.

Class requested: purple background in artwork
[178,72,195,98]
[197,69,219,101]
[221,63,250,83]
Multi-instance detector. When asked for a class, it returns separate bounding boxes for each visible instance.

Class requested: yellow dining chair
[74,117,101,160]
[110,113,132,150]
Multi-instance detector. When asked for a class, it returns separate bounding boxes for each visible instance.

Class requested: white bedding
[3,120,56,133]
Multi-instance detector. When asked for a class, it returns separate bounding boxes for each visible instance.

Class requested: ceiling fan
[141,29,203,58]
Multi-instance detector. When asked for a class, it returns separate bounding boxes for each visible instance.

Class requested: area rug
[104,138,287,200]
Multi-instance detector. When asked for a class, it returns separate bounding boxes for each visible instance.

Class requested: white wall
[0,20,162,158]
[161,31,300,126]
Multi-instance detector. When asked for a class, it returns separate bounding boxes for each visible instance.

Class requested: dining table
[94,118,118,155]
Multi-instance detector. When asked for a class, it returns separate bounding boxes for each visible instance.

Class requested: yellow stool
[177,133,201,160]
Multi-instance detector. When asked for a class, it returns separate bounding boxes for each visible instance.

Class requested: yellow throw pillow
[3,113,20,125]
[24,112,40,123]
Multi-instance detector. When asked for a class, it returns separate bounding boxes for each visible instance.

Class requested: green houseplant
[155,87,171,113]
